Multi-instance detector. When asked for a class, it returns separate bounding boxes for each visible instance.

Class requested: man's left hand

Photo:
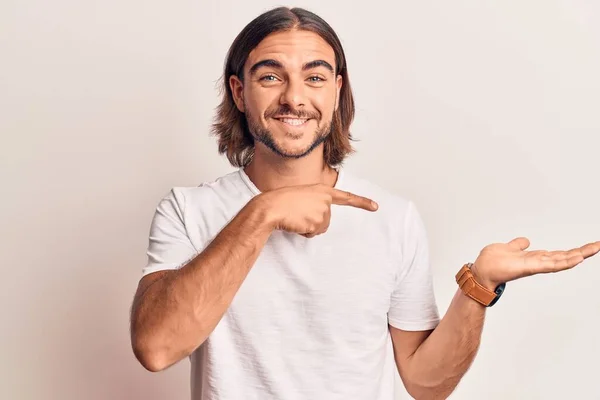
[471,237,600,290]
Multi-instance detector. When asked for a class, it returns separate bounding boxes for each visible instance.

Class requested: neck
[244,145,338,192]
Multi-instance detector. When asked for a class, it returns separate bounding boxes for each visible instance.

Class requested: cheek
[314,101,334,120]
[242,99,264,122]
[314,90,337,115]
[246,88,279,115]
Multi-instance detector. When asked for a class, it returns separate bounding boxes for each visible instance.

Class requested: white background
[1,0,599,399]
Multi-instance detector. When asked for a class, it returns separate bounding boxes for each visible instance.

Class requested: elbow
[131,331,205,373]
[137,352,168,373]
[131,335,171,373]
[405,382,457,400]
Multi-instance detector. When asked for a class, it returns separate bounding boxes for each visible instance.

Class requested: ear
[335,74,343,111]
[229,75,245,113]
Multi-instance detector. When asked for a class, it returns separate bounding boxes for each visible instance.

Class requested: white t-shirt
[143,167,440,400]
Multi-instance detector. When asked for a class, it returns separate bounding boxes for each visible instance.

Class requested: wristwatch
[456,263,506,307]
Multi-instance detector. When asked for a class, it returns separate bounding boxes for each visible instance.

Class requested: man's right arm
[130,183,377,372]
[130,196,275,372]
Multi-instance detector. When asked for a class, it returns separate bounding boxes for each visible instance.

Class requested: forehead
[246,29,336,70]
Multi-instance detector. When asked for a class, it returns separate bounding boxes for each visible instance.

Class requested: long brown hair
[210,7,356,168]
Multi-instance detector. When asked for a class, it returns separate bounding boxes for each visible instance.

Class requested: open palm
[472,237,600,289]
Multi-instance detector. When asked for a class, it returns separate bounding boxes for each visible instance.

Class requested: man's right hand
[252,184,379,238]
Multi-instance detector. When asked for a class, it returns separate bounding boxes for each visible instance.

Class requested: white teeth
[280,118,307,126]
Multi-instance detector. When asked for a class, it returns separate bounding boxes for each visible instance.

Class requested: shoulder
[339,168,414,217]
[155,169,246,213]
[339,168,429,241]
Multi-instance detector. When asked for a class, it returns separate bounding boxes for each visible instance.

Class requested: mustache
[265,105,320,120]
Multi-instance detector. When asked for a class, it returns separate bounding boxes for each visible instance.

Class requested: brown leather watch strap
[455,263,497,306]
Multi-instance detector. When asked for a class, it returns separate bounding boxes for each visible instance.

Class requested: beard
[244,103,333,159]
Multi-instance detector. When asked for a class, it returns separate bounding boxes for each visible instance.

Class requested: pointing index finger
[330,188,378,211]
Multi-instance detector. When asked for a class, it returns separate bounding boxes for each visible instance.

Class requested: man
[129,6,599,400]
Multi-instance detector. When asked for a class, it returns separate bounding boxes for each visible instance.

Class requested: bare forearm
[132,199,273,371]
[399,238,600,398]
[405,290,486,399]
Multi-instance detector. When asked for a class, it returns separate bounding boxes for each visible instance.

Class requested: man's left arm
[392,237,600,399]
[390,288,485,399]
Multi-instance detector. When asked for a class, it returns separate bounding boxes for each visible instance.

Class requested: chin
[274,141,311,155]
[280,134,326,158]
[251,119,328,159]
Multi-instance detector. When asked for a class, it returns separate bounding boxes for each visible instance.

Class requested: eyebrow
[248,59,335,76]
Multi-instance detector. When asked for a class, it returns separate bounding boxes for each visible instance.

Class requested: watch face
[488,283,506,307]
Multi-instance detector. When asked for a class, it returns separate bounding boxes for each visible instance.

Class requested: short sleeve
[388,201,440,331]
[142,189,199,277]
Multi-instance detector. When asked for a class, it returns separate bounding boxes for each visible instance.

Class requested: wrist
[469,263,497,291]
[247,194,279,233]
[456,263,506,307]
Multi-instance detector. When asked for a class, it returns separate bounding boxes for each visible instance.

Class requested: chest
[227,220,400,335]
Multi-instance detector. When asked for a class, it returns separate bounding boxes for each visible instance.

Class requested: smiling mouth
[274,118,310,126]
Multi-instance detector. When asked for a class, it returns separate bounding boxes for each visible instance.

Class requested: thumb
[508,237,530,251]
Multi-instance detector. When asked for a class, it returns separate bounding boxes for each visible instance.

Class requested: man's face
[230,29,343,159]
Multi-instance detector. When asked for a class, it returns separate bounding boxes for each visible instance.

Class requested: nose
[279,77,306,109]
